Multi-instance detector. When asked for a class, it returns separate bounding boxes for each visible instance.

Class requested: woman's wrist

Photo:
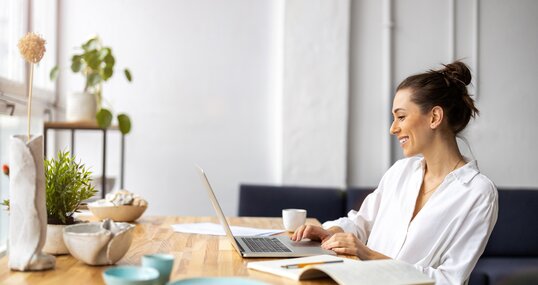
[326,226,344,235]
[320,226,343,242]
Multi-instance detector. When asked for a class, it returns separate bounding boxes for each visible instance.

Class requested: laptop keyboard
[241,237,292,252]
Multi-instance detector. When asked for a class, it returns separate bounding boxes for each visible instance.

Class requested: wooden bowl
[88,204,147,222]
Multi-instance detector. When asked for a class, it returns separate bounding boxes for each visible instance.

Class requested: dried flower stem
[27,64,34,142]
[17,32,46,142]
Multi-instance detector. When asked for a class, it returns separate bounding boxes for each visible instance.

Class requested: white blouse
[323,157,498,285]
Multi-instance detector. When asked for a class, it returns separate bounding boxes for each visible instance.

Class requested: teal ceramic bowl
[103,266,160,285]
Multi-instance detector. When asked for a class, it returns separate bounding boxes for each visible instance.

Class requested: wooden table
[0,216,338,284]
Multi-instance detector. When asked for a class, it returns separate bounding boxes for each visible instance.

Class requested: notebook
[197,166,335,258]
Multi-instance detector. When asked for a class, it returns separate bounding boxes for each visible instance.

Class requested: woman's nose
[390,121,399,135]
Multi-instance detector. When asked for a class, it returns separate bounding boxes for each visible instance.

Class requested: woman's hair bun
[441,61,472,86]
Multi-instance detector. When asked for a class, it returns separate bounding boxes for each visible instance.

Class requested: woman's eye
[398,116,405,121]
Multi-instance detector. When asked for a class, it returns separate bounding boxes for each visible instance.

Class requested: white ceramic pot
[43,224,69,255]
[66,91,97,122]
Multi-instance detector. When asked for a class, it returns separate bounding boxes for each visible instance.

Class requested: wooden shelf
[44,121,119,130]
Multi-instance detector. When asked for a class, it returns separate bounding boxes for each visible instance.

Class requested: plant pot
[66,91,97,122]
[43,224,70,255]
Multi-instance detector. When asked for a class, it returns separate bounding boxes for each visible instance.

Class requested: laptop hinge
[235,237,246,252]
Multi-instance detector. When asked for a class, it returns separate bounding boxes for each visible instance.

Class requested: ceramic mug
[141,254,174,285]
[282,209,307,232]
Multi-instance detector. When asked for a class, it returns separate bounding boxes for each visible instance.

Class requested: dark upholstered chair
[470,189,538,285]
[346,187,375,213]
[238,184,345,223]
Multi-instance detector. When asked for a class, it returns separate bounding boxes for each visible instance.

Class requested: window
[0,0,57,101]
[0,0,57,255]
[0,0,26,86]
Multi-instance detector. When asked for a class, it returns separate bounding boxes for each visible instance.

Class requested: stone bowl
[63,221,135,265]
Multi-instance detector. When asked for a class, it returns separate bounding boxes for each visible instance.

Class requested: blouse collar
[416,155,480,184]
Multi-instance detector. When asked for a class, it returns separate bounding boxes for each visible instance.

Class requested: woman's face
[390,88,433,157]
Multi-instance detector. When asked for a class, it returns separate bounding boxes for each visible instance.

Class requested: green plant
[45,150,97,225]
[50,35,133,134]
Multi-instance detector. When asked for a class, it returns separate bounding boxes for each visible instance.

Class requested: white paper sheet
[171,222,284,237]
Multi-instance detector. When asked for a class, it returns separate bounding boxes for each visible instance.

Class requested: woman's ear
[430,106,444,129]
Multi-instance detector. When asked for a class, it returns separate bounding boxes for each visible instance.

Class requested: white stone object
[63,219,135,265]
[9,135,56,271]
[105,189,135,205]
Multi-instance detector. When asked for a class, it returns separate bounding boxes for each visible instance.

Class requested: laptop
[197,166,336,258]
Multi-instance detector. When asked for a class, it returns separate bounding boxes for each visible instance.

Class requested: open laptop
[197,166,336,258]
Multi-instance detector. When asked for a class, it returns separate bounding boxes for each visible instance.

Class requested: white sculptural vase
[8,135,55,271]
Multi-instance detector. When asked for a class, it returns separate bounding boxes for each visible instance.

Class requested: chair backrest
[238,184,345,223]
[346,187,375,213]
[482,189,538,257]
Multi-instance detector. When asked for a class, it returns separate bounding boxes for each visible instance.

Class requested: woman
[292,61,498,284]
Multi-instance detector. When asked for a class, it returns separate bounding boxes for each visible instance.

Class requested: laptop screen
[197,166,243,253]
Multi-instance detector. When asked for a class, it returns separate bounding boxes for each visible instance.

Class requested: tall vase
[8,135,55,271]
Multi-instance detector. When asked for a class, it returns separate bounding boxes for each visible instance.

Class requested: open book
[247,255,434,285]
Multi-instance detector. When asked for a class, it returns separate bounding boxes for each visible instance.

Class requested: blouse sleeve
[413,188,498,284]
[321,166,393,242]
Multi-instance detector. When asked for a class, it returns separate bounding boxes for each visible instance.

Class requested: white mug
[282,209,307,232]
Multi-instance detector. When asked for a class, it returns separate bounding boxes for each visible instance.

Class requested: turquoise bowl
[103,266,160,285]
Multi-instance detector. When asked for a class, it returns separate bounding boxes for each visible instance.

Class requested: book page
[247,255,343,280]
[247,255,433,285]
[305,259,433,285]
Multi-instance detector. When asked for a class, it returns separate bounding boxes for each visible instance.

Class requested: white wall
[282,0,349,188]
[56,0,538,216]
[467,0,538,187]
[348,0,388,187]
[57,0,281,216]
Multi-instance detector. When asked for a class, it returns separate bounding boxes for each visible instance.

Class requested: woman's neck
[422,135,463,178]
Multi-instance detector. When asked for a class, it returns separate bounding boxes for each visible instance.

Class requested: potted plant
[51,35,133,134]
[42,150,97,255]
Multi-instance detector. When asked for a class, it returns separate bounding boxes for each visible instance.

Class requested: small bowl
[64,221,135,265]
[103,266,159,285]
[89,204,147,222]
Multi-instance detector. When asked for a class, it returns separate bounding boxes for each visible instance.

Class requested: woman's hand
[291,225,335,242]
[321,233,390,260]
[320,232,365,256]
